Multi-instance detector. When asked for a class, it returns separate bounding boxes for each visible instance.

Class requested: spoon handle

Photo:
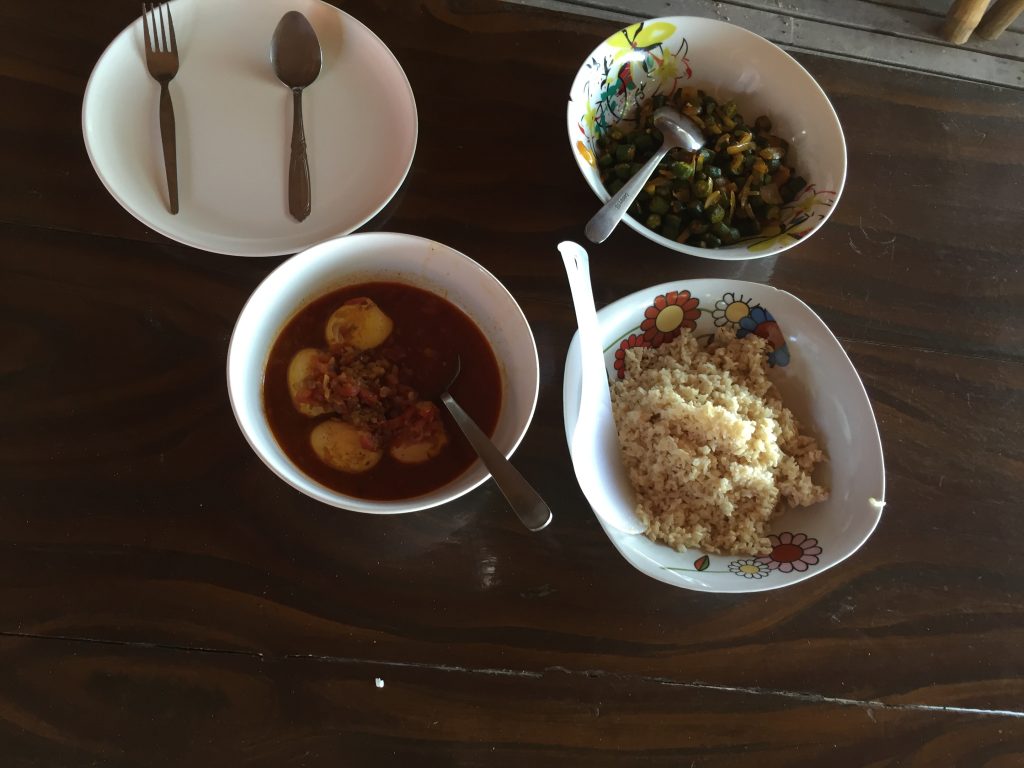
[440,392,552,532]
[584,145,670,244]
[557,241,647,535]
[289,88,311,222]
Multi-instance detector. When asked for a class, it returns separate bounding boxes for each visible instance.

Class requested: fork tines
[142,2,177,55]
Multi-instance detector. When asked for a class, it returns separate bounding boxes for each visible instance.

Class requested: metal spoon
[557,240,646,535]
[270,11,322,222]
[439,357,552,532]
[584,107,705,244]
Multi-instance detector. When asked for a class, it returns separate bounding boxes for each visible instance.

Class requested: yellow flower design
[582,99,598,136]
[576,140,595,167]
[729,559,770,579]
[649,54,682,90]
[712,292,752,327]
[640,290,700,346]
[747,231,799,253]
[795,191,823,215]
[606,21,676,59]
[746,187,836,253]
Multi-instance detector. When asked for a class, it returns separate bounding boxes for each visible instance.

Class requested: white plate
[82,0,417,257]
[563,279,885,593]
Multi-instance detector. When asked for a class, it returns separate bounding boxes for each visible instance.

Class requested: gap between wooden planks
[507,0,1024,91]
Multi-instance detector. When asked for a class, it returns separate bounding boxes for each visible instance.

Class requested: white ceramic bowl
[567,17,846,260]
[228,232,539,513]
[563,279,885,592]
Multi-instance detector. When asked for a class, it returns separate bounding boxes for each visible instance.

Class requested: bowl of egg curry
[227,232,540,514]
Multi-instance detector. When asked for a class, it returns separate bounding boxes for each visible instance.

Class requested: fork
[142,2,179,214]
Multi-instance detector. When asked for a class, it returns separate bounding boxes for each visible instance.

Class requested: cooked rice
[610,328,828,555]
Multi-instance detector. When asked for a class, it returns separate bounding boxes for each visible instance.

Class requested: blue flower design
[737,307,790,367]
[767,345,790,367]
[736,306,772,336]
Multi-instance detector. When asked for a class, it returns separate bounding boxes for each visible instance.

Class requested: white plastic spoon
[558,240,646,535]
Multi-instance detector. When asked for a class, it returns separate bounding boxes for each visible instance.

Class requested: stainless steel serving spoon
[584,107,705,244]
[439,357,552,532]
[271,11,322,222]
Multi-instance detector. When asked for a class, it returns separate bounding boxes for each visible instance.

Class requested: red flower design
[756,532,822,573]
[640,290,700,346]
[613,333,649,379]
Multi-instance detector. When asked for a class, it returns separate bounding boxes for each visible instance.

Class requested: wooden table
[2,0,1023,764]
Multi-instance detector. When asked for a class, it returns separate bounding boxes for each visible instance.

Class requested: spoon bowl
[584,107,704,245]
[271,11,322,87]
[270,11,322,221]
[438,356,552,532]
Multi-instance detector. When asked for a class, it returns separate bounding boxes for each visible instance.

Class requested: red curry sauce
[263,282,502,500]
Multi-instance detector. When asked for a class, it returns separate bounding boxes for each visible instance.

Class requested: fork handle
[158,82,179,214]
[289,88,311,222]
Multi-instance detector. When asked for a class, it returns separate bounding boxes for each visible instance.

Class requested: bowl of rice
[562,278,885,592]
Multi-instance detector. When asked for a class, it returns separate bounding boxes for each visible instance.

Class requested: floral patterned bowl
[567,17,846,260]
[562,279,885,592]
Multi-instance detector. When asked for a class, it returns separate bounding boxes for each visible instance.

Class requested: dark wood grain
[1,0,1023,763]
[0,636,1021,768]
[1,222,1022,712]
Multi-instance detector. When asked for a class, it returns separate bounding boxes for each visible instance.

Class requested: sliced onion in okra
[593,89,805,248]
